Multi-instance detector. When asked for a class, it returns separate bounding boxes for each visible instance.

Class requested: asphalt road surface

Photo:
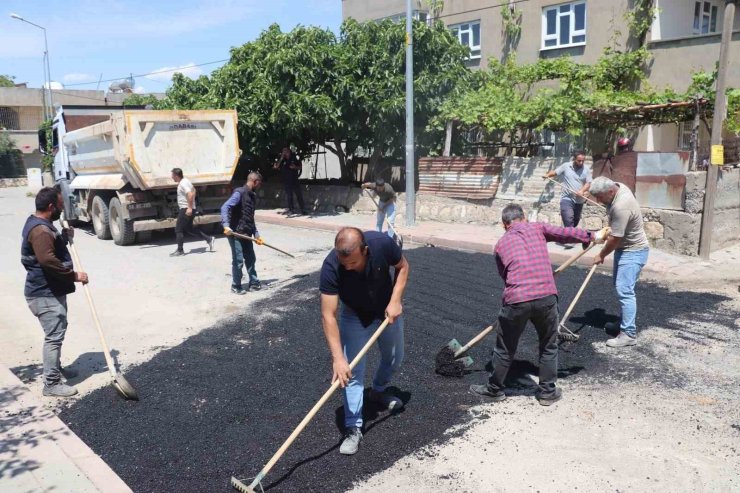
[58,246,739,492]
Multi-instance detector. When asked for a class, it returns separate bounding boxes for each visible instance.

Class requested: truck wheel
[109,197,136,246]
[91,196,111,240]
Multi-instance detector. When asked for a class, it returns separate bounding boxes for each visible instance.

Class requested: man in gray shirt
[590,176,649,348]
[361,178,396,238]
[543,151,593,230]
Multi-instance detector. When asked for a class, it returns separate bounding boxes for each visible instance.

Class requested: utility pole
[10,13,53,120]
[404,0,416,226]
[699,0,736,260]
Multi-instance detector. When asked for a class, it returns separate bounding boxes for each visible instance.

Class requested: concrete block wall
[256,164,739,256]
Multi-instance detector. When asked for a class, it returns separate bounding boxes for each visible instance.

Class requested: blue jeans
[560,198,584,228]
[227,236,259,289]
[376,201,396,238]
[613,248,649,337]
[340,307,404,429]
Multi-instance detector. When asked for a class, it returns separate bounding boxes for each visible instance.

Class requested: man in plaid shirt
[470,204,608,406]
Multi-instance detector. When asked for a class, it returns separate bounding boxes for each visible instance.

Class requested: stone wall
[0,177,28,188]
[257,163,740,256]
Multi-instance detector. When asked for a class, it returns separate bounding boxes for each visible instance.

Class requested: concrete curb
[255,211,614,272]
[0,364,132,493]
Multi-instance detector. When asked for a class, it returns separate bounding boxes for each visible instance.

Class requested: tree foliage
[160,20,470,181]
[0,133,25,178]
[0,74,15,87]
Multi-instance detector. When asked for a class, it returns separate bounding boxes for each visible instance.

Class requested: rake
[558,264,598,342]
[435,323,497,377]
[231,318,392,493]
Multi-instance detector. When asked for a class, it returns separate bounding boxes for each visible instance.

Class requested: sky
[0,0,341,94]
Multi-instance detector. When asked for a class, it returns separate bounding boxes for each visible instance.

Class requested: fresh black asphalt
[59,247,738,492]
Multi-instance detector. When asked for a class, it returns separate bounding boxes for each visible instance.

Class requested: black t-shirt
[319,231,403,327]
[278,154,301,180]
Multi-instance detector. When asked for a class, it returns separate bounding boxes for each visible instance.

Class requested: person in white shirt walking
[170,168,214,257]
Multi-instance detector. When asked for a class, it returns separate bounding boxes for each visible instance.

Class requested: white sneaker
[606,332,636,347]
[340,428,362,455]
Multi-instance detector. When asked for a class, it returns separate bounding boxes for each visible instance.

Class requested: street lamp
[10,13,53,120]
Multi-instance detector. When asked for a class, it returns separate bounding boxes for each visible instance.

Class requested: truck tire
[109,197,136,246]
[91,196,111,240]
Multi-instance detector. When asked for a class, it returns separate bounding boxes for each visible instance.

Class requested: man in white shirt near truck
[170,168,214,257]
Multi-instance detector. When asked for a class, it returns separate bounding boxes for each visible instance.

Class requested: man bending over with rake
[319,227,409,455]
[469,204,608,406]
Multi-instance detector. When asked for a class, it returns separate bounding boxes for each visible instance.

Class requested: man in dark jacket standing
[273,147,306,215]
[221,172,264,295]
[22,187,89,397]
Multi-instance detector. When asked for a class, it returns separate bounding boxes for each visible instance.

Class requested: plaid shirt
[495,222,592,305]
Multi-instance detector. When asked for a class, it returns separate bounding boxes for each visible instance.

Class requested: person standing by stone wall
[543,151,593,233]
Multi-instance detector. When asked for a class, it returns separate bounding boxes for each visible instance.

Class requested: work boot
[468,384,507,402]
[536,387,562,406]
[42,382,78,398]
[606,332,636,348]
[369,389,404,411]
[249,281,262,291]
[231,286,247,295]
[339,427,362,455]
[170,249,185,257]
[207,236,215,252]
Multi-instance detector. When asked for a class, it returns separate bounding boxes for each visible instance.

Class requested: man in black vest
[273,147,306,215]
[221,172,264,295]
[21,187,89,397]
[319,227,410,455]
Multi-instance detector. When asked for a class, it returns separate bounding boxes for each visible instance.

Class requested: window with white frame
[542,1,586,50]
[693,1,719,35]
[450,21,481,59]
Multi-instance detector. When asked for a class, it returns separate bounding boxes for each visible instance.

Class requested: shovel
[435,323,497,377]
[231,318,392,493]
[558,264,598,342]
[229,231,295,258]
[61,219,138,400]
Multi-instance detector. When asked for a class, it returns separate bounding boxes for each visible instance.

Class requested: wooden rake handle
[546,177,605,209]
[249,318,392,489]
[230,231,295,258]
[560,264,598,326]
[454,324,496,358]
[554,242,596,275]
[61,219,118,377]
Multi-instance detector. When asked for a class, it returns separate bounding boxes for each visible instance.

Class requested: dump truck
[41,105,240,245]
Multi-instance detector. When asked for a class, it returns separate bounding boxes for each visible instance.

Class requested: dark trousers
[560,199,584,228]
[175,208,209,251]
[283,178,305,212]
[487,294,559,398]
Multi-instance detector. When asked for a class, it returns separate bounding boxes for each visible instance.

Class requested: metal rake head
[231,477,263,493]
[557,324,580,343]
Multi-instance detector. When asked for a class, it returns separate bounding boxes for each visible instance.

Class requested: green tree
[0,133,26,178]
[122,93,162,108]
[328,19,470,178]
[162,20,470,181]
[0,74,15,87]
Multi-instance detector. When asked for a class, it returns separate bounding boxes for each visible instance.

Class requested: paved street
[2,185,739,492]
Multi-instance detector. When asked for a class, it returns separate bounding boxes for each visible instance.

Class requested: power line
[63,59,229,87]
[431,0,530,20]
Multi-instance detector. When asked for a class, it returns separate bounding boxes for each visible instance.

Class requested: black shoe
[231,286,247,295]
[170,250,185,257]
[536,387,562,406]
[249,282,262,291]
[469,384,507,402]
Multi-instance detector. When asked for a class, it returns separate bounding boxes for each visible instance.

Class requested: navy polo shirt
[319,231,403,327]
